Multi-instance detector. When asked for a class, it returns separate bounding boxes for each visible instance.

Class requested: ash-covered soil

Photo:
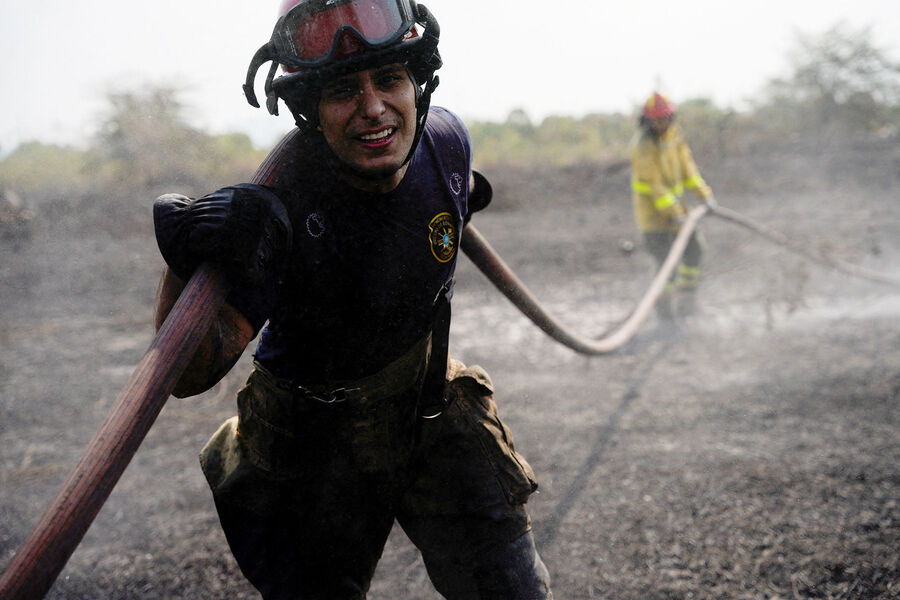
[1,135,898,599]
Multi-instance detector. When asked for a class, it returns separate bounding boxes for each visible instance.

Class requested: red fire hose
[0,264,230,600]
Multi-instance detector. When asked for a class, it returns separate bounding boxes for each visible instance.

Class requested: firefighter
[151,0,553,598]
[629,92,716,319]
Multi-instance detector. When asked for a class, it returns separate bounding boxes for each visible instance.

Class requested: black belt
[256,333,431,404]
[256,280,455,416]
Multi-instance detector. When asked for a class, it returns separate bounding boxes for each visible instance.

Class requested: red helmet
[642,92,676,119]
[244,0,442,120]
[274,0,420,68]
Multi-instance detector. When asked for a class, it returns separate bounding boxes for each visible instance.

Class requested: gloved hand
[153,183,292,287]
[668,202,688,225]
[704,195,719,211]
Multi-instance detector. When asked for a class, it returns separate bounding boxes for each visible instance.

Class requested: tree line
[1,23,897,205]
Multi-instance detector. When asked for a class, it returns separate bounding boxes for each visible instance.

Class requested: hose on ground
[708,204,900,287]
[462,202,898,356]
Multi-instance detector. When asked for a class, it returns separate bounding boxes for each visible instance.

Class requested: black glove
[153,183,292,287]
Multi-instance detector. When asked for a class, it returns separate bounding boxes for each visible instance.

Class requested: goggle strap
[417,4,439,46]
[243,43,274,108]
[264,60,280,116]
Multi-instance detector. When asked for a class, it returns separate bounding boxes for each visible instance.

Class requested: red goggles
[272,0,417,68]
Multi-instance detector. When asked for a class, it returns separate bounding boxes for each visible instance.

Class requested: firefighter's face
[648,116,672,135]
[317,63,417,191]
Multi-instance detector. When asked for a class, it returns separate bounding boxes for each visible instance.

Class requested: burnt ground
[1,135,898,599]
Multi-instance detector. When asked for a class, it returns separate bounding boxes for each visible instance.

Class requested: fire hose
[0,264,230,600]
[1,201,897,598]
[709,204,900,287]
[463,202,900,357]
[461,205,710,355]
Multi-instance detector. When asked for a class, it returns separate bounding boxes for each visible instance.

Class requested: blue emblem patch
[428,212,457,263]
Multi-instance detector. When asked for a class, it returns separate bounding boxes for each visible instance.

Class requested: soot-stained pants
[199,357,554,599]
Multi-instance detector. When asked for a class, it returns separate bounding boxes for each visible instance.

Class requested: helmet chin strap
[403,67,438,167]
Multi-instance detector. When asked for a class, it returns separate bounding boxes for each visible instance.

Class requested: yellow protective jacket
[629,124,712,232]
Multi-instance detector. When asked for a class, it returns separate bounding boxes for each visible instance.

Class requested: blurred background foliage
[0,88,267,202]
[0,23,897,220]
[469,24,899,167]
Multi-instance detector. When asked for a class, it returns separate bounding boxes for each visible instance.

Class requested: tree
[89,87,266,192]
[762,23,900,132]
[0,142,92,199]
[92,87,208,188]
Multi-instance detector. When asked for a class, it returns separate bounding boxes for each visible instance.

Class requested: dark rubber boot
[656,293,675,321]
[472,531,554,599]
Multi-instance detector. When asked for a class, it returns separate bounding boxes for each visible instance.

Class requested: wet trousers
[199,358,553,599]
[643,229,706,318]
[643,229,704,277]
[643,229,705,290]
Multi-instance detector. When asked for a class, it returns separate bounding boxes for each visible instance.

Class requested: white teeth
[360,128,394,141]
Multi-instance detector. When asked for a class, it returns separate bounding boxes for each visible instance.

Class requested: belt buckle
[295,384,360,404]
[325,386,360,404]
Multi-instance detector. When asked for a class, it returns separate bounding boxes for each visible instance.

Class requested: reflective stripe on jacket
[629,124,711,232]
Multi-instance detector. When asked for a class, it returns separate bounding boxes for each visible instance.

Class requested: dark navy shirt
[232,107,472,383]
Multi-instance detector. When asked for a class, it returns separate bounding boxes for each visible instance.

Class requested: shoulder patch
[428,212,457,263]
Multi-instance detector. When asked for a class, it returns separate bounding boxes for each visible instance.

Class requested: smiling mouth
[358,127,395,145]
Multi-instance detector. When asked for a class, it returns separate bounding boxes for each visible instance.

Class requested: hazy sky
[1,0,898,153]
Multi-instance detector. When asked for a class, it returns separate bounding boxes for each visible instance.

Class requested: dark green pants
[643,229,705,290]
[199,359,552,599]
